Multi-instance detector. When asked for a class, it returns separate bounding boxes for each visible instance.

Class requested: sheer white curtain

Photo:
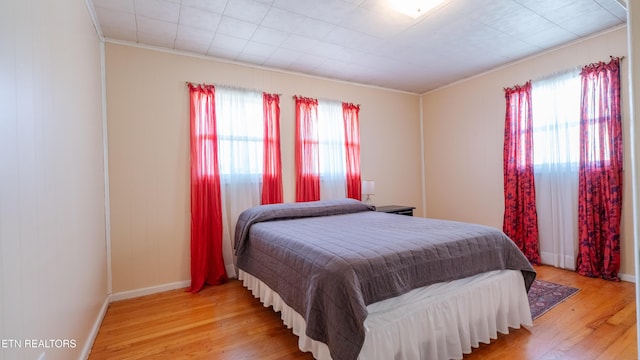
[215,86,264,277]
[532,69,581,270]
[317,100,347,200]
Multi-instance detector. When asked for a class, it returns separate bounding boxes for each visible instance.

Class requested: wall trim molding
[619,272,635,283]
[110,280,191,302]
[422,24,627,96]
[84,0,104,41]
[103,38,419,96]
[80,296,110,360]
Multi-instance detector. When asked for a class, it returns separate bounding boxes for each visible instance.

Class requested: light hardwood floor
[89,265,636,359]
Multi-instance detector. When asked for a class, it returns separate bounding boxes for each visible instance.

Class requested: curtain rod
[185,81,281,96]
[525,55,626,85]
[293,95,360,107]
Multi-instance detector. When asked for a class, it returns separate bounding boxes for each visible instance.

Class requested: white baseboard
[80,281,191,359]
[110,280,191,302]
[80,296,110,360]
[618,272,635,283]
[539,253,635,283]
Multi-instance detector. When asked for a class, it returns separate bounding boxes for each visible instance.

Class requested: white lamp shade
[362,180,375,195]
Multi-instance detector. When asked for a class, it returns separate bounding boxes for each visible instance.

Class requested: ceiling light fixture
[389,0,449,19]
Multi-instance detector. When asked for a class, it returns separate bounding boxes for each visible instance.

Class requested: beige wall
[105,43,422,293]
[421,27,635,278]
[0,1,108,359]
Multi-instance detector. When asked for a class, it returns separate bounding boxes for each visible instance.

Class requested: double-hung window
[317,100,347,200]
[294,96,361,202]
[531,70,581,169]
[215,87,264,181]
[215,86,283,236]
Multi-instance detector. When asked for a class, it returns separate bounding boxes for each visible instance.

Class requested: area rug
[528,280,580,320]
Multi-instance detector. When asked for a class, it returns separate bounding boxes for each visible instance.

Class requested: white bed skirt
[239,269,532,360]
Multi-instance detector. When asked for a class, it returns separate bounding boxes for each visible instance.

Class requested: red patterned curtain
[343,102,361,200]
[295,96,320,202]
[576,57,623,280]
[261,93,283,204]
[503,81,541,264]
[187,84,228,293]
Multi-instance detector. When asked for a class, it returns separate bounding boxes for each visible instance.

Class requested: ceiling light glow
[389,0,448,19]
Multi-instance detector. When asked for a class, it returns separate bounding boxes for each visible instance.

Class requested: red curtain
[295,96,320,202]
[576,57,623,280]
[503,81,541,264]
[261,93,283,204]
[343,102,361,200]
[187,84,228,293]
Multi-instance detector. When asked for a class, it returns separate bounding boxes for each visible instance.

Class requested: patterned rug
[528,280,580,319]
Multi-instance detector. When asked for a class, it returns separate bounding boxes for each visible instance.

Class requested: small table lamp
[362,180,375,204]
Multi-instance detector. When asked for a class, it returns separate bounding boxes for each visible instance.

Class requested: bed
[234,199,536,360]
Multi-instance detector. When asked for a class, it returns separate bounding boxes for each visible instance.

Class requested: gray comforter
[234,199,536,360]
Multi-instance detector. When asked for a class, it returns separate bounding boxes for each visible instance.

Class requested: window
[294,97,361,202]
[189,83,283,283]
[530,69,581,270]
[318,100,347,199]
[531,70,581,167]
[504,58,623,275]
[215,87,264,177]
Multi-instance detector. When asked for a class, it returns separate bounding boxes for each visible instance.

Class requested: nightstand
[375,205,416,216]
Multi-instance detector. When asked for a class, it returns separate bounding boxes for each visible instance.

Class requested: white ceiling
[90,0,627,94]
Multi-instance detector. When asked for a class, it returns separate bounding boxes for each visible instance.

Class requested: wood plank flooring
[89,265,636,359]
